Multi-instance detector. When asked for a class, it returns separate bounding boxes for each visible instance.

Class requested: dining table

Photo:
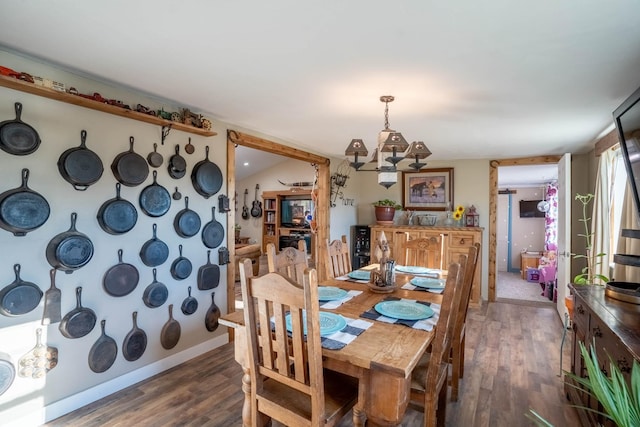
[219,266,445,427]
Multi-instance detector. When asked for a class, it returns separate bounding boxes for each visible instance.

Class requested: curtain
[591,149,617,283]
[544,182,558,251]
[613,183,640,282]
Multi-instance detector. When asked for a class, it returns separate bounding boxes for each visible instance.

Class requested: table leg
[352,370,368,426]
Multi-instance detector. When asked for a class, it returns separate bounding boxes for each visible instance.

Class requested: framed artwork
[402,168,454,211]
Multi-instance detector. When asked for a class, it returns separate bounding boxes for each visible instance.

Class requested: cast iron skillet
[59,286,96,339]
[103,249,139,297]
[197,250,219,290]
[160,304,181,350]
[122,311,147,362]
[88,319,118,373]
[201,207,224,249]
[57,130,104,191]
[111,136,149,187]
[139,170,171,218]
[97,183,138,235]
[0,168,50,236]
[142,269,168,309]
[173,196,200,238]
[139,223,169,267]
[147,143,163,168]
[0,352,15,396]
[191,146,222,198]
[204,291,220,332]
[0,102,41,156]
[170,245,192,280]
[181,286,198,315]
[0,264,43,317]
[46,212,94,273]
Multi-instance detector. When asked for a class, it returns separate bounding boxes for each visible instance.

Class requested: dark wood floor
[45,298,580,427]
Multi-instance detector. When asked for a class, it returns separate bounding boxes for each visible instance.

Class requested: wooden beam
[227,130,330,165]
[594,129,619,156]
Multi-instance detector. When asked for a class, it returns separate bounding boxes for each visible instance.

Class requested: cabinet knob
[459,238,465,244]
[592,326,602,338]
[617,358,631,373]
[577,305,585,315]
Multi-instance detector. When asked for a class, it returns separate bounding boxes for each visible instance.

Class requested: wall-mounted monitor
[519,200,545,218]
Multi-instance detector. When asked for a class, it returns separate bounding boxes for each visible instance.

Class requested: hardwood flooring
[45,299,580,427]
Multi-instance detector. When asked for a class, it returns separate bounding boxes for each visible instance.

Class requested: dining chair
[450,242,480,401]
[397,234,445,270]
[266,241,308,284]
[325,235,351,279]
[238,258,359,427]
[409,256,465,427]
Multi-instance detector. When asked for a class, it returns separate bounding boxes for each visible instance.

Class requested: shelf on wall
[0,75,217,137]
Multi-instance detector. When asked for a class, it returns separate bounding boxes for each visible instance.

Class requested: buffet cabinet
[566,285,640,426]
[370,225,483,306]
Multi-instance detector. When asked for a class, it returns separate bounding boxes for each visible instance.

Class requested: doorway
[488,156,562,303]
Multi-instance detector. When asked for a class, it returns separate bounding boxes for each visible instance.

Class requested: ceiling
[2,1,640,166]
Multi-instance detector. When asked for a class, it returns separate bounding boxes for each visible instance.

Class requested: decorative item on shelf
[330,159,351,207]
[453,205,465,226]
[344,95,432,188]
[373,199,401,225]
[234,224,241,243]
[465,204,479,227]
[443,202,454,226]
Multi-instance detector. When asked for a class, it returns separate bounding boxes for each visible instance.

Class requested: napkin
[359,296,441,331]
[335,274,369,284]
[321,316,372,350]
[401,283,444,294]
[320,290,362,309]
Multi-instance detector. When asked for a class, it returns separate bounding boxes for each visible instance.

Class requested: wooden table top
[220,273,443,378]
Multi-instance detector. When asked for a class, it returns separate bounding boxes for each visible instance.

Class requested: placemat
[360,296,441,331]
[401,283,444,294]
[335,274,369,284]
[271,314,372,350]
[320,290,363,309]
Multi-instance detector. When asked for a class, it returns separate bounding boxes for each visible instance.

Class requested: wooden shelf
[0,75,217,137]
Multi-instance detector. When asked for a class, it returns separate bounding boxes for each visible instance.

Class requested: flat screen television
[614,85,640,226]
[280,197,313,228]
[519,200,545,218]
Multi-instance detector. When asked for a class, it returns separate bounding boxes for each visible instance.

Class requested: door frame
[489,156,561,302]
[225,130,331,321]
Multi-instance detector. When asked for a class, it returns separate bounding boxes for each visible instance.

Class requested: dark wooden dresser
[567,285,640,426]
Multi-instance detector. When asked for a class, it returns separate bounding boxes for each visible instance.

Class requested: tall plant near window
[590,149,617,283]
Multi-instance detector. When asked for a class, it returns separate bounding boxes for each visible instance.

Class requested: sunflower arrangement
[453,205,465,221]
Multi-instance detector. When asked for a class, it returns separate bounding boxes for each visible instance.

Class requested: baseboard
[2,335,229,427]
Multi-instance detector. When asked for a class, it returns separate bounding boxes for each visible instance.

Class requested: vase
[375,206,396,225]
[444,211,454,226]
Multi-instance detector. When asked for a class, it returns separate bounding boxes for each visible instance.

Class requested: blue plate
[410,277,446,289]
[285,311,347,336]
[395,265,437,275]
[348,270,371,280]
[374,300,434,320]
[318,286,348,301]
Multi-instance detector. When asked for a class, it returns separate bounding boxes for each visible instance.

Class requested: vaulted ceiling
[2,1,640,164]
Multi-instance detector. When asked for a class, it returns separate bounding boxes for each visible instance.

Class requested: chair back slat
[398,234,445,270]
[325,235,352,278]
[266,241,309,284]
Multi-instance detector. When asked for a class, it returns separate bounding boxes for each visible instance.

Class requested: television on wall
[614,85,640,226]
[519,200,545,218]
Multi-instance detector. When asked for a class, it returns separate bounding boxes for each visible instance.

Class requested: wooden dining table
[220,270,444,427]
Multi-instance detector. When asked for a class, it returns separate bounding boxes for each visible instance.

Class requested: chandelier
[344,95,432,188]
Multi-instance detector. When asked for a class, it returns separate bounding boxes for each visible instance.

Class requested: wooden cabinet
[567,285,640,426]
[370,225,483,305]
[520,252,542,280]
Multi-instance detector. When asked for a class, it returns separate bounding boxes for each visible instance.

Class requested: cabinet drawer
[572,298,589,333]
[448,232,476,248]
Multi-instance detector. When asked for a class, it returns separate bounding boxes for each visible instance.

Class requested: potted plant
[572,193,610,285]
[373,199,402,224]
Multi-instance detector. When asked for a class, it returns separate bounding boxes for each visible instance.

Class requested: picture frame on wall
[402,168,454,211]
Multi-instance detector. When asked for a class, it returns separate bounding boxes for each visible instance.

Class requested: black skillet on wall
[139,170,171,217]
[59,286,96,339]
[57,130,104,191]
[103,249,139,297]
[97,183,138,235]
[139,223,169,267]
[88,319,118,373]
[122,311,147,362]
[191,146,222,198]
[173,196,201,238]
[0,168,50,236]
[0,264,43,317]
[0,102,41,156]
[111,136,149,187]
[46,212,94,273]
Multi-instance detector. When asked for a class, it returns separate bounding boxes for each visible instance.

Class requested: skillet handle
[72,184,89,191]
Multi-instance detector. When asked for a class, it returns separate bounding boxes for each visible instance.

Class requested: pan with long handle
[201,207,224,249]
[122,311,147,362]
[139,170,171,217]
[168,144,186,180]
[18,328,57,379]
[160,304,181,350]
[170,244,192,280]
[97,183,138,235]
[0,102,41,155]
[103,249,139,297]
[197,250,219,290]
[173,196,201,238]
[147,143,163,168]
[0,352,15,397]
[0,168,50,236]
[41,268,61,325]
[204,291,220,332]
[111,136,149,187]
[0,264,42,317]
[139,223,169,267]
[46,212,94,273]
[57,130,103,191]
[181,286,198,315]
[59,286,96,339]
[191,146,222,198]
[142,268,168,308]
[88,320,118,373]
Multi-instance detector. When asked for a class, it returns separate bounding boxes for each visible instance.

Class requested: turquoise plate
[318,286,348,301]
[374,300,434,320]
[395,265,436,274]
[410,277,446,289]
[285,311,347,336]
[348,270,371,280]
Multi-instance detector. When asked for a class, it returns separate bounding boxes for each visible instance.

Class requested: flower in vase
[453,205,465,220]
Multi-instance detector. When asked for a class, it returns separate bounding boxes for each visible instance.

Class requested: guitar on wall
[251,184,262,218]
[242,189,249,220]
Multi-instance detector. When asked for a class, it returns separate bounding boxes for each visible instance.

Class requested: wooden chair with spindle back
[266,241,308,285]
[450,242,480,401]
[238,258,358,426]
[409,255,466,427]
[325,235,352,279]
[397,234,445,270]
